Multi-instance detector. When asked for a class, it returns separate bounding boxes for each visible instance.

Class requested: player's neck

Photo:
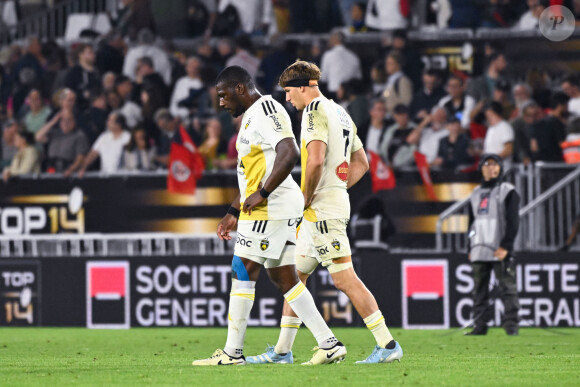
[303,88,323,106]
[244,89,263,110]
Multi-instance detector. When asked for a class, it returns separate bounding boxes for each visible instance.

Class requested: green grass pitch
[1,327,579,386]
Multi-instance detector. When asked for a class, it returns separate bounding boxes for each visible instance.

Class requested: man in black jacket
[465,153,520,336]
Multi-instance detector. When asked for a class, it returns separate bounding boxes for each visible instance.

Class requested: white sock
[363,310,394,348]
[274,316,301,354]
[224,279,255,357]
[284,282,334,347]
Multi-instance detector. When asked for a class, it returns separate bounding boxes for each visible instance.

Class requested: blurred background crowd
[1,0,579,182]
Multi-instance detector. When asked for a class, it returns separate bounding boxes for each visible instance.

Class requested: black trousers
[471,258,520,328]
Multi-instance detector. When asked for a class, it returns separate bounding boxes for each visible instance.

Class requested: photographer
[466,154,520,336]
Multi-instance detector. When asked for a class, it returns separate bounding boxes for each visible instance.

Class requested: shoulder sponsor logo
[307,113,314,131]
[269,115,283,132]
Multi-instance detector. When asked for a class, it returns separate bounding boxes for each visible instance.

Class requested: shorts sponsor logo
[332,240,341,251]
[317,245,329,255]
[260,239,269,251]
[236,233,252,248]
[335,161,349,181]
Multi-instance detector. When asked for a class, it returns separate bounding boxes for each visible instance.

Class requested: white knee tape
[231,278,256,291]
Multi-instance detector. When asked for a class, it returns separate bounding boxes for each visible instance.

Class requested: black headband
[284,78,317,87]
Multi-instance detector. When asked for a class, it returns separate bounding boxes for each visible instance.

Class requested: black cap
[478,153,504,175]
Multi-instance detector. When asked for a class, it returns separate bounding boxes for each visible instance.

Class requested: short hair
[216,65,255,88]
[386,50,405,68]
[138,56,154,69]
[486,101,504,117]
[447,75,464,86]
[137,28,155,45]
[562,73,580,88]
[278,60,321,88]
[393,104,409,115]
[115,74,131,86]
[154,108,173,122]
[112,111,128,129]
[75,43,92,59]
[551,91,570,109]
[16,130,35,145]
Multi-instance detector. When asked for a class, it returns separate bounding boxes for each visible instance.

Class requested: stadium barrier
[1,252,577,328]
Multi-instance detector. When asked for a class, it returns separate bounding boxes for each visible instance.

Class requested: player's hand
[494,247,508,261]
[217,214,237,240]
[243,191,266,215]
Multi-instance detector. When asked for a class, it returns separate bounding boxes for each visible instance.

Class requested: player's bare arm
[217,193,241,240]
[347,147,369,189]
[303,140,327,208]
[243,138,299,215]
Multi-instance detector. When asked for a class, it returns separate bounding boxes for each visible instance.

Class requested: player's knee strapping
[232,255,250,281]
[326,261,353,274]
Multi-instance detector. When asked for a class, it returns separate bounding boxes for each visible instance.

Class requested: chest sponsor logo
[240,136,250,145]
[335,161,349,182]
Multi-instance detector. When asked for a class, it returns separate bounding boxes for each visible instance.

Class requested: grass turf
[0,327,578,386]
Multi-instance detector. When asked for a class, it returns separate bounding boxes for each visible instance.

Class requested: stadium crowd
[1,0,580,182]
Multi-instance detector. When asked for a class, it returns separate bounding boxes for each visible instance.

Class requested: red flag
[167,127,205,194]
[414,151,438,201]
[368,151,396,192]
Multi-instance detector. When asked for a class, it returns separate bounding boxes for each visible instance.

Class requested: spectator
[115,0,157,42]
[484,101,514,167]
[378,104,417,168]
[493,80,515,120]
[35,111,89,175]
[365,0,407,30]
[106,90,123,111]
[2,130,40,181]
[64,44,100,110]
[95,33,126,75]
[349,2,368,32]
[1,120,19,169]
[511,83,534,119]
[410,69,446,122]
[531,92,569,162]
[78,111,131,176]
[217,0,276,36]
[11,36,44,114]
[213,115,240,170]
[226,35,261,80]
[123,29,172,85]
[21,88,51,134]
[135,56,169,104]
[82,90,109,145]
[437,75,476,129]
[432,117,473,169]
[383,50,413,116]
[115,75,142,129]
[256,39,298,94]
[102,72,117,93]
[469,52,509,102]
[364,99,388,153]
[53,88,78,117]
[320,31,362,97]
[199,118,226,168]
[514,0,544,30]
[561,117,580,164]
[370,60,387,98]
[185,0,217,38]
[170,56,204,122]
[141,85,166,141]
[561,73,580,117]
[511,102,540,165]
[341,78,370,135]
[154,108,179,167]
[414,107,450,164]
[213,38,235,72]
[381,29,423,90]
[119,127,156,171]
